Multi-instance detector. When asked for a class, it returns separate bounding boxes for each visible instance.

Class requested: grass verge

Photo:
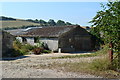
[32,44,120,78]
[31,57,120,79]
[52,45,108,59]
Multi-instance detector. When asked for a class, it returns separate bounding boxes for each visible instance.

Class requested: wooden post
[109,42,113,63]
[118,52,120,72]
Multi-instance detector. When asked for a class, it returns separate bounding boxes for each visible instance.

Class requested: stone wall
[2,31,14,57]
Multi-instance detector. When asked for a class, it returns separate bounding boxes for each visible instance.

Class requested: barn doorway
[22,37,27,44]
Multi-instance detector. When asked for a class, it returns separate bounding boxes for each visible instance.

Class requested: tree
[56,20,66,26]
[66,22,72,25]
[90,27,104,50]
[35,19,39,23]
[90,1,120,70]
[48,19,56,26]
[39,19,47,26]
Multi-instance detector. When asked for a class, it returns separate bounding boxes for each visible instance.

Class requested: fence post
[108,42,113,63]
[118,52,120,72]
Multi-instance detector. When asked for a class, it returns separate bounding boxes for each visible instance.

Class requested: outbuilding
[17,25,92,52]
[1,30,15,57]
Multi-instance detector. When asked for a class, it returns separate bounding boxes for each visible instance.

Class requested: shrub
[24,44,35,51]
[33,48,44,55]
[13,39,51,56]
[11,49,23,57]
[42,50,51,53]
[13,40,22,50]
[13,40,34,56]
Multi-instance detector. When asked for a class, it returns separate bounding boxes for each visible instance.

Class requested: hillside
[0,16,75,29]
[0,20,40,29]
[0,16,90,30]
[0,16,40,29]
[0,16,16,21]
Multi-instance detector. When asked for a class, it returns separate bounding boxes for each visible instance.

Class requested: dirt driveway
[1,53,101,78]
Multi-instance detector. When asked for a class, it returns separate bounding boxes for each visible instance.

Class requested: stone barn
[1,30,15,57]
[17,25,92,52]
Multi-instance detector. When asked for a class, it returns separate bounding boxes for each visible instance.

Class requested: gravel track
[1,53,102,78]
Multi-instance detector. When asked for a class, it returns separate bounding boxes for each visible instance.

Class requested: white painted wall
[16,37,22,43]
[26,37,34,45]
[16,37,34,45]
[17,37,58,51]
[40,38,58,51]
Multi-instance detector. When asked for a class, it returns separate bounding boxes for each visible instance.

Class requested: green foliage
[94,44,109,55]
[90,1,120,50]
[35,41,44,48]
[66,22,72,25]
[48,19,56,26]
[9,49,22,57]
[90,27,104,50]
[89,1,120,70]
[1,16,74,30]
[57,20,66,26]
[26,18,73,26]
[0,16,16,20]
[13,40,36,56]
[39,19,47,26]
[42,50,51,53]
[13,39,51,56]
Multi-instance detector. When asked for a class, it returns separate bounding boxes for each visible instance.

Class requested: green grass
[31,58,120,79]
[52,53,98,59]
[50,45,120,78]
[52,45,109,59]
[0,20,40,29]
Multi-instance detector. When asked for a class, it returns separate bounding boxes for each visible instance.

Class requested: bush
[13,39,51,56]
[13,40,22,50]
[13,40,35,56]
[2,49,23,57]
[24,44,35,51]
[42,50,51,53]
[33,48,44,55]
[11,49,23,57]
